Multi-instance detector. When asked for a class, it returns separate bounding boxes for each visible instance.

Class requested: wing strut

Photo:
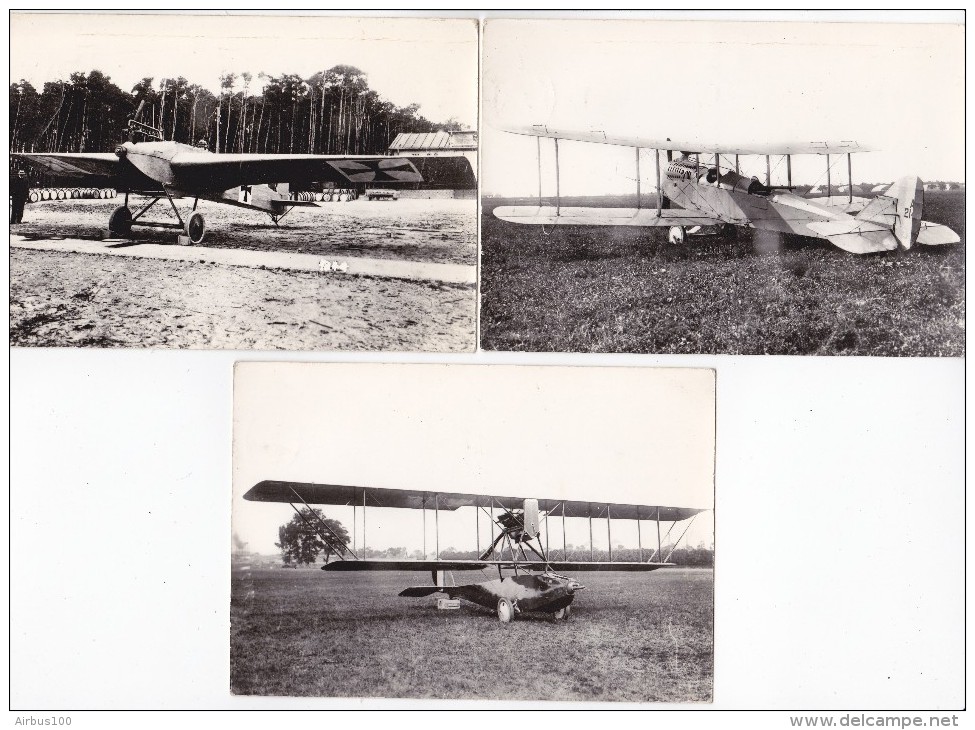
[607,505,612,562]
[847,153,853,204]
[637,507,643,561]
[655,149,662,217]
[635,147,641,210]
[826,154,831,196]
[554,138,561,216]
[536,136,542,202]
[787,154,793,189]
[664,512,700,562]
[656,506,662,561]
[588,508,594,561]
[287,485,358,561]
[562,502,567,560]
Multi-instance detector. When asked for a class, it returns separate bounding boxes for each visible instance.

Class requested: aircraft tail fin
[855,175,923,249]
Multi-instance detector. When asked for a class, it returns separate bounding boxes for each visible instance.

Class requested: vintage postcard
[480,18,963,356]
[232,362,715,701]
[9,13,478,351]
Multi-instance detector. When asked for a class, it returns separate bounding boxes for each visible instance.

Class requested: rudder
[856,176,922,249]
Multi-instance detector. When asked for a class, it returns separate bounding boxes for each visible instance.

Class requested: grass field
[480,191,965,355]
[230,567,713,702]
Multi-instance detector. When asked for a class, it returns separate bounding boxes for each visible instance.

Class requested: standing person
[10,169,29,224]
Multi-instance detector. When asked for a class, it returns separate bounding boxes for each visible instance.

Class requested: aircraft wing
[169,153,427,192]
[501,124,873,155]
[244,480,705,522]
[324,560,674,572]
[14,152,120,177]
[493,205,718,228]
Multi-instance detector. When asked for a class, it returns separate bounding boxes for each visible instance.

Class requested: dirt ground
[10,197,476,351]
[14,196,476,265]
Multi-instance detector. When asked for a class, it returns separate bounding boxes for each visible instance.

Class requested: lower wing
[493,205,719,227]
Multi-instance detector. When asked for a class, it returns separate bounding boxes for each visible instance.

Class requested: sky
[9,12,478,130]
[233,363,715,557]
[482,17,964,196]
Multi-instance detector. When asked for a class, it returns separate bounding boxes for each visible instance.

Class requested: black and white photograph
[480,18,964,356]
[231,363,716,701]
[9,13,478,351]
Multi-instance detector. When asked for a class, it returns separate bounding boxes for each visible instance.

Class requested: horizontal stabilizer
[399,586,444,597]
[805,220,898,254]
[493,205,717,228]
[916,221,961,246]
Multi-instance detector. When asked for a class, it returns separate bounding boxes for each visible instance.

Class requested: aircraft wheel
[497,598,515,623]
[187,212,206,244]
[668,226,686,245]
[108,206,133,236]
[553,605,572,621]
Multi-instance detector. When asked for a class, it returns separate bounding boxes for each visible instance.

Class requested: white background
[5,7,967,720]
[9,350,964,711]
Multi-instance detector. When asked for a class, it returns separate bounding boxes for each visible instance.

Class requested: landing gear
[108,206,133,236]
[497,598,515,623]
[668,226,686,245]
[553,605,572,622]
[106,189,206,244]
[186,212,206,245]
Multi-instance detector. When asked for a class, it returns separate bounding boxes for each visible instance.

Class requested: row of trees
[10,66,460,155]
[276,509,714,568]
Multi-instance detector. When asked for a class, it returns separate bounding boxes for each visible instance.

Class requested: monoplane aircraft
[244,480,707,623]
[13,115,475,245]
[493,124,959,254]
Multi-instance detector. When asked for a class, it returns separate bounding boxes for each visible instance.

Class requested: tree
[275,508,350,565]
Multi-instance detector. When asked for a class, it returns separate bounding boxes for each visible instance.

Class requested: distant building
[387,130,477,198]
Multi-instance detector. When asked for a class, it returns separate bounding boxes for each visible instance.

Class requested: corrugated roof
[389,130,477,151]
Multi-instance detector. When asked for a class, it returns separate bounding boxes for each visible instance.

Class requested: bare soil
[10,198,476,351]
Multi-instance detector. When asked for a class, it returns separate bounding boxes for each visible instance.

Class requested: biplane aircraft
[493,124,960,254]
[244,480,707,623]
[13,114,475,245]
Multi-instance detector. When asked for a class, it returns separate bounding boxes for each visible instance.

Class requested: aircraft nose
[114,144,128,158]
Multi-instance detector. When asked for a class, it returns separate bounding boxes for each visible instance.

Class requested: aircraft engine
[665,160,698,182]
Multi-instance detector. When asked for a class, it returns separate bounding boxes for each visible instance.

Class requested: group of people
[10,168,29,224]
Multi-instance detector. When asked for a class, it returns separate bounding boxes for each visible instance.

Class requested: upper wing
[501,124,873,156]
[493,205,719,228]
[14,152,120,178]
[244,480,704,521]
[169,153,425,191]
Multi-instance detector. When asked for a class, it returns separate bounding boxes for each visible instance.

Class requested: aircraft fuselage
[443,572,583,614]
[663,161,851,239]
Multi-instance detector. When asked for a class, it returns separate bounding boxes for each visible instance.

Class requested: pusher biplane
[493,124,959,254]
[13,114,475,245]
[244,480,707,623]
